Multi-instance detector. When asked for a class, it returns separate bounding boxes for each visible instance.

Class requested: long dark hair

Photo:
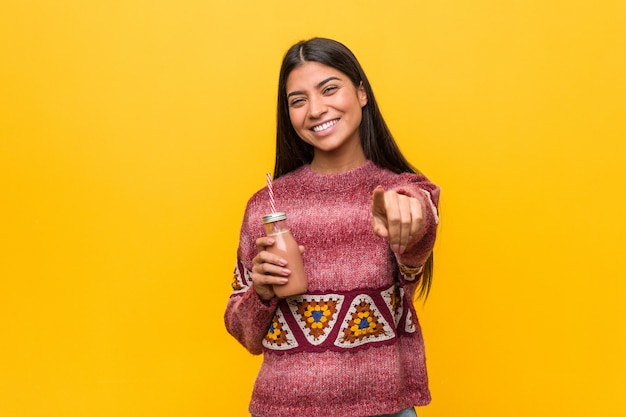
[273,37,433,298]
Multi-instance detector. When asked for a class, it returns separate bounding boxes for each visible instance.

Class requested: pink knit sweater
[225,161,440,417]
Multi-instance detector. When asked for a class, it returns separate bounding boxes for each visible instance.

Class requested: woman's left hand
[371,186,424,254]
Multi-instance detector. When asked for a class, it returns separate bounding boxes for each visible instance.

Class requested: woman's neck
[309,147,367,174]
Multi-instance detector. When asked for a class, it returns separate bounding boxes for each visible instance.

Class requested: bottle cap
[262,212,287,224]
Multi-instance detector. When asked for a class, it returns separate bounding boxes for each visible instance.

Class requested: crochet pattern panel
[287,295,345,346]
[333,294,395,348]
[262,285,416,354]
[263,308,298,351]
[231,260,252,296]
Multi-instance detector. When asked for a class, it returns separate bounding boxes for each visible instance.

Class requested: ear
[357,82,368,107]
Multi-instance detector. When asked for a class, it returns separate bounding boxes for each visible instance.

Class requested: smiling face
[285,61,368,171]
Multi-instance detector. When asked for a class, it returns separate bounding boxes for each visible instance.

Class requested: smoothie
[263,212,307,298]
[267,229,307,297]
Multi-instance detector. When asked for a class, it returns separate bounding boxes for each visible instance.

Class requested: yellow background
[1,1,625,416]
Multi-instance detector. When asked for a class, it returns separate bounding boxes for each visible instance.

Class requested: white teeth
[312,119,338,132]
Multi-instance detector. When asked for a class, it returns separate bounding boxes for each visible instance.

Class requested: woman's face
[285,61,367,159]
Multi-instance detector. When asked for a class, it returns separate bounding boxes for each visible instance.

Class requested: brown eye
[289,98,306,107]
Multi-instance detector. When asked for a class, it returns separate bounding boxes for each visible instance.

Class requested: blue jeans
[252,407,417,417]
[375,407,418,417]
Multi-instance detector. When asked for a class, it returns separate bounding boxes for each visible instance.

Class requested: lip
[310,118,339,134]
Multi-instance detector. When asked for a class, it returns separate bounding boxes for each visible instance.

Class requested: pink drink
[263,212,307,298]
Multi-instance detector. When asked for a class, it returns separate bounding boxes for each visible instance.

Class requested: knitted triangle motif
[262,307,298,351]
[381,285,404,327]
[334,294,395,348]
[399,263,424,282]
[405,309,417,334]
[287,295,345,346]
[231,260,251,295]
[231,272,244,291]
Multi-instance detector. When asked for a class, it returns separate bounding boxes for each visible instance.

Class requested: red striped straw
[266,172,276,213]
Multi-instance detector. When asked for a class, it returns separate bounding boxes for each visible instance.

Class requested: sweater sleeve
[223,198,278,355]
[389,173,440,269]
[224,281,278,355]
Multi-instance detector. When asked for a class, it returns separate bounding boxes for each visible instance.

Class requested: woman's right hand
[250,236,291,302]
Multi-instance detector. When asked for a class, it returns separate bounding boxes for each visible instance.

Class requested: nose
[308,96,327,119]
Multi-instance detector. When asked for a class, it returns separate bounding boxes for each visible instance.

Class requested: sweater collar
[295,160,379,192]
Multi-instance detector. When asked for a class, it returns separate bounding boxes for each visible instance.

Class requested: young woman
[225,37,440,417]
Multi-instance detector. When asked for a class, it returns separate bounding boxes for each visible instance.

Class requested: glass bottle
[262,212,307,298]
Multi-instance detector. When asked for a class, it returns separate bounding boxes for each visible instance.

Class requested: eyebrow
[287,76,341,98]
